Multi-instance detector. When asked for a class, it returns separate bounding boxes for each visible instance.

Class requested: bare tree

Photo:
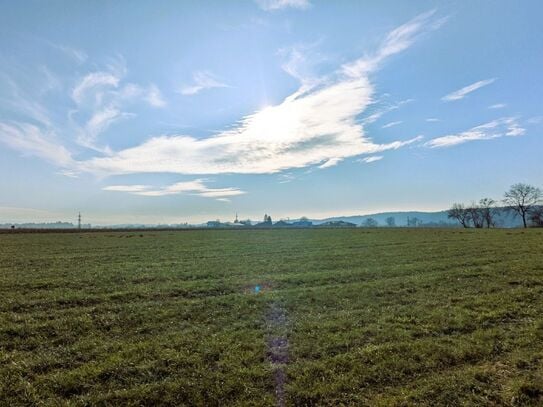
[503,183,542,228]
[407,216,422,227]
[448,203,471,228]
[362,218,378,227]
[385,216,396,227]
[467,202,484,228]
[529,205,543,227]
[478,198,497,228]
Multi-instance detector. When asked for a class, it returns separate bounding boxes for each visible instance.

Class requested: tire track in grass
[265,299,289,407]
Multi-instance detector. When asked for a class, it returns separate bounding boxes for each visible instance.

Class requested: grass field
[1,228,543,406]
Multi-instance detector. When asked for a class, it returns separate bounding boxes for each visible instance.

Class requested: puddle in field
[242,282,274,294]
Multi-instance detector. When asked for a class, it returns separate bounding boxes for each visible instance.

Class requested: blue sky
[0,0,542,225]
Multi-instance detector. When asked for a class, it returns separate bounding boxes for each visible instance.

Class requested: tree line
[448,183,543,228]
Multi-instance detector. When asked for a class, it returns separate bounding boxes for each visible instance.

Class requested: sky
[0,0,542,225]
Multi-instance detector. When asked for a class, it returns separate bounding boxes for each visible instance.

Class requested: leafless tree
[448,203,471,228]
[407,216,422,227]
[362,218,378,227]
[503,183,542,228]
[529,205,543,227]
[478,198,497,228]
[385,216,396,227]
[467,202,485,228]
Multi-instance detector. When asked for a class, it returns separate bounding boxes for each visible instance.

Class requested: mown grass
[1,228,542,406]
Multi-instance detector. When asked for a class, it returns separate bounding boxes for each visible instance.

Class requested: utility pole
[78,212,81,230]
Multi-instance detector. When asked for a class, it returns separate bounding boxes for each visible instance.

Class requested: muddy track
[266,302,289,407]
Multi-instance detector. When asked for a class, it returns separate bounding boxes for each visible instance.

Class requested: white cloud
[145,84,167,107]
[360,155,383,163]
[80,80,424,176]
[425,117,525,148]
[71,68,166,150]
[72,72,120,105]
[278,173,296,183]
[426,118,440,122]
[488,103,506,109]
[362,99,414,125]
[75,12,440,176]
[0,11,442,183]
[0,122,74,167]
[278,41,325,87]
[46,42,88,64]
[84,107,122,141]
[319,158,342,169]
[382,121,402,129]
[342,10,445,77]
[256,0,310,11]
[441,78,496,102]
[179,71,229,95]
[104,179,245,200]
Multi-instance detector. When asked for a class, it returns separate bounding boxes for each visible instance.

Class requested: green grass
[1,228,543,406]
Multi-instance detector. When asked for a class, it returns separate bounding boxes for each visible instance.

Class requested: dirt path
[265,301,289,407]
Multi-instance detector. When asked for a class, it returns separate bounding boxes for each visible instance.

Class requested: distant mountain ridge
[1,208,525,229]
[307,208,522,227]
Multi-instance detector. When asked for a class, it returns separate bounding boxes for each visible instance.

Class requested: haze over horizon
[1,1,542,226]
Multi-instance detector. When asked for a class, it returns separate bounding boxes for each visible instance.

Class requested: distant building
[317,220,356,228]
[207,220,222,228]
[292,219,313,227]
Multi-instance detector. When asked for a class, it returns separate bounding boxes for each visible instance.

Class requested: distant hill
[307,208,523,228]
[0,222,84,229]
[1,208,526,229]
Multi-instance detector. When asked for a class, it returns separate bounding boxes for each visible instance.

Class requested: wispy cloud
[145,84,167,107]
[104,179,245,200]
[527,116,542,125]
[382,121,402,129]
[278,172,296,183]
[425,117,525,148]
[46,42,88,64]
[0,122,74,167]
[71,65,166,150]
[73,12,441,176]
[441,78,496,102]
[179,71,229,95]
[0,11,443,182]
[362,99,414,125]
[256,0,310,11]
[0,58,167,162]
[72,71,120,105]
[488,103,506,109]
[342,10,446,77]
[318,157,342,169]
[360,155,383,163]
[277,41,326,87]
[426,118,440,122]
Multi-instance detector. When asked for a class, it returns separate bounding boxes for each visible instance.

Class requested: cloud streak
[71,66,166,150]
[488,103,506,109]
[256,0,310,11]
[360,155,383,163]
[179,71,229,95]
[441,78,496,102]
[104,179,245,199]
[425,117,525,148]
[0,122,74,167]
[382,121,402,129]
